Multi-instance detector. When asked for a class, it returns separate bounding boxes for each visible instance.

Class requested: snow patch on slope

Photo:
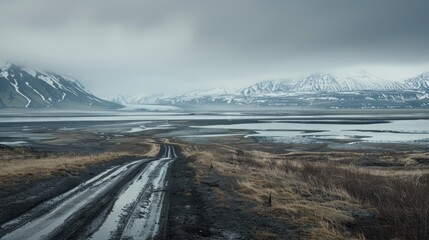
[8,78,31,107]
[38,74,59,89]
[26,82,50,104]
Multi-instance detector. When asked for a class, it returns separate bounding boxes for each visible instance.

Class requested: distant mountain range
[241,71,404,94]
[2,63,428,109]
[0,63,120,109]
[107,70,429,109]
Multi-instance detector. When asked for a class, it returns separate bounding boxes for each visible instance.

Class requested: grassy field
[177,141,429,239]
[1,134,428,239]
[0,141,159,185]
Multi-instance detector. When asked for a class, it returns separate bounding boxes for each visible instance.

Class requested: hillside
[0,63,121,109]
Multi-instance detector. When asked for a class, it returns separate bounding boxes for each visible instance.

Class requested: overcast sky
[1,0,429,96]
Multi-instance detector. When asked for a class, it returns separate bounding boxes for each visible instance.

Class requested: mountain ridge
[0,63,121,109]
[405,72,429,90]
[105,70,429,109]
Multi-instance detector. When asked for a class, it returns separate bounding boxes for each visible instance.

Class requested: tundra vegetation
[0,141,159,185]
[177,141,429,239]
[1,133,428,239]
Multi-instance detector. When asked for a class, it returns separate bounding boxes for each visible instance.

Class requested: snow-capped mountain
[104,87,239,106]
[103,95,130,105]
[153,87,239,105]
[292,71,404,92]
[241,71,404,95]
[111,70,428,109]
[240,79,296,95]
[0,63,121,109]
[405,72,429,90]
[103,94,170,105]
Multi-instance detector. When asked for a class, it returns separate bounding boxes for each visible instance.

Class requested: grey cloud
[0,0,428,95]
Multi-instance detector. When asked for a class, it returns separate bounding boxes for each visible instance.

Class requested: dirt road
[0,145,176,240]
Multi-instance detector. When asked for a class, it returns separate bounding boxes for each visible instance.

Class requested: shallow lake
[0,111,428,145]
[193,119,429,143]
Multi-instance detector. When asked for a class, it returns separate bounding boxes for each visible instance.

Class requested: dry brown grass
[178,144,363,239]
[251,230,279,240]
[0,140,159,185]
[144,142,161,157]
[0,152,126,184]
[176,142,429,240]
[300,162,429,240]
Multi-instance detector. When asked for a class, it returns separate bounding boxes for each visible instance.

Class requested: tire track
[0,144,176,240]
[89,146,176,240]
